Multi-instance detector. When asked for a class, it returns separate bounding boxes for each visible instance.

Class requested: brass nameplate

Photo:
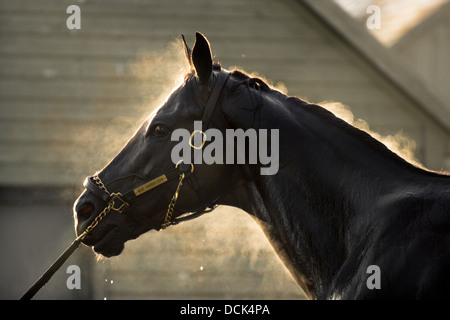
[134,175,168,196]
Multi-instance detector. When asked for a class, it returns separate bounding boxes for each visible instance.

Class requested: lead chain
[162,173,185,229]
[76,201,113,241]
[76,175,113,241]
[84,172,185,235]
[93,174,111,196]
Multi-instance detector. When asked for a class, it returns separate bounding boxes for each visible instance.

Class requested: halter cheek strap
[81,70,231,232]
[202,70,230,129]
[183,70,231,210]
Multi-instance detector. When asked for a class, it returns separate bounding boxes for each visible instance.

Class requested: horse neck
[221,94,429,299]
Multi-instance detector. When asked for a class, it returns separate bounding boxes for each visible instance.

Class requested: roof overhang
[298,0,450,133]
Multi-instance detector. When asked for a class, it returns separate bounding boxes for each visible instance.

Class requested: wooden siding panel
[0,98,144,120]
[0,0,300,18]
[1,15,322,40]
[394,9,450,107]
[436,22,450,103]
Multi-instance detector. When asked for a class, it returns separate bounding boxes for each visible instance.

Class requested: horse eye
[151,124,169,137]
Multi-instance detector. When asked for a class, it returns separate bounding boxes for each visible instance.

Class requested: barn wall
[393,4,450,109]
[1,0,450,300]
[391,4,450,171]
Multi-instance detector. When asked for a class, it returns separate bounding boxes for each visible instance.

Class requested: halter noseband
[79,70,231,237]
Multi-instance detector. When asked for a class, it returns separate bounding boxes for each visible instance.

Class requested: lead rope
[19,177,116,300]
[19,172,185,300]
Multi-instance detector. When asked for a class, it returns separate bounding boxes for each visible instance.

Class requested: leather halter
[82,70,231,231]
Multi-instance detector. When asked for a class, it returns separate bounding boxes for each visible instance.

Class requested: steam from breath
[130,40,190,113]
[71,40,190,180]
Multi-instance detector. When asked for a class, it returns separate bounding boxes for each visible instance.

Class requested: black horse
[74,32,450,299]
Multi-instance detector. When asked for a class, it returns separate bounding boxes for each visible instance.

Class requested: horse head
[73,33,246,257]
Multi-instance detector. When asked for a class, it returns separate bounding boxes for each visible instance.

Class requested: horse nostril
[78,202,95,217]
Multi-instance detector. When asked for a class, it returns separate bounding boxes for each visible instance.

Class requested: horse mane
[227,68,396,153]
[297,95,450,178]
[226,67,449,178]
[184,64,446,178]
[301,103,414,163]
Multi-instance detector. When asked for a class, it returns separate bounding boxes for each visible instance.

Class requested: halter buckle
[108,193,129,214]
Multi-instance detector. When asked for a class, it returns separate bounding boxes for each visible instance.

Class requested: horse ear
[181,34,192,66]
[192,32,212,85]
